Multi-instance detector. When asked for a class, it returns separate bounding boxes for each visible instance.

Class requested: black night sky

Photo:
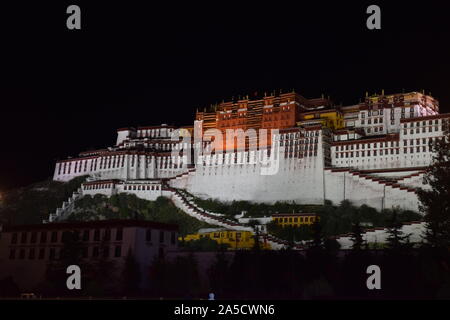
[1,1,450,189]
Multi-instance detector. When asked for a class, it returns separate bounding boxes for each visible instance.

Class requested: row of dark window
[361,109,385,118]
[335,146,431,158]
[11,228,177,246]
[403,119,442,128]
[280,131,319,140]
[274,217,316,223]
[285,151,318,158]
[146,229,177,245]
[361,117,383,125]
[10,228,124,245]
[280,138,319,146]
[403,126,440,134]
[9,245,123,261]
[403,138,434,146]
[366,126,384,133]
[123,185,160,191]
[336,149,401,158]
[336,141,399,151]
[99,156,125,170]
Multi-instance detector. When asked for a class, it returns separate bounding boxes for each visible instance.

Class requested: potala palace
[47,90,449,247]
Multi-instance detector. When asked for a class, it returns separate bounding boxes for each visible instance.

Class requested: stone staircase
[176,189,225,217]
[163,186,251,230]
[164,167,197,189]
[43,187,83,223]
[326,168,421,195]
[394,171,427,189]
[346,169,419,194]
[163,185,295,249]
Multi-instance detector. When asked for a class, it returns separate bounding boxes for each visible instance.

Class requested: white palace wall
[184,155,326,204]
[54,154,190,182]
[53,124,433,213]
[176,158,420,212]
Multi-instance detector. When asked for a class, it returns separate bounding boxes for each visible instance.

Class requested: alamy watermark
[366,5,381,30]
[66,265,81,290]
[366,265,381,290]
[170,126,281,176]
[66,5,81,30]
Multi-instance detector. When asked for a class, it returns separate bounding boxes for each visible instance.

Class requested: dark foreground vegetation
[1,229,449,299]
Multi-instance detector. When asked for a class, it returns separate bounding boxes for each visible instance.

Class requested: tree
[208,250,230,297]
[247,220,261,251]
[305,221,331,283]
[385,208,411,251]
[417,123,450,249]
[311,221,323,248]
[148,255,172,298]
[350,221,365,251]
[121,249,141,296]
[0,276,20,298]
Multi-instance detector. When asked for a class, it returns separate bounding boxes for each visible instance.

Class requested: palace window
[30,232,37,243]
[103,229,111,241]
[49,248,56,260]
[115,246,122,258]
[116,228,123,241]
[94,229,100,241]
[40,231,47,243]
[103,247,109,258]
[21,232,28,244]
[51,231,58,243]
[11,233,18,244]
[38,248,45,260]
[29,248,35,260]
[82,230,89,241]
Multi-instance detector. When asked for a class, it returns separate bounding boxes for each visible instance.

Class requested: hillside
[0,176,88,225]
[0,176,212,236]
[68,193,211,236]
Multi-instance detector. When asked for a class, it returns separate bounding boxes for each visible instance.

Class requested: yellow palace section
[272,213,319,227]
[180,228,271,250]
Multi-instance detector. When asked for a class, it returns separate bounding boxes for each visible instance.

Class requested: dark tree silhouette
[350,221,365,251]
[385,208,411,251]
[208,250,230,298]
[121,249,141,296]
[0,276,20,298]
[417,123,450,249]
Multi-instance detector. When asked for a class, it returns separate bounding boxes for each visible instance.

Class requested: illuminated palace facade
[51,91,448,222]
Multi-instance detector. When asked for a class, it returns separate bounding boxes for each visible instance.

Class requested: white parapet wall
[167,157,422,212]
[82,179,164,201]
[336,222,426,249]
